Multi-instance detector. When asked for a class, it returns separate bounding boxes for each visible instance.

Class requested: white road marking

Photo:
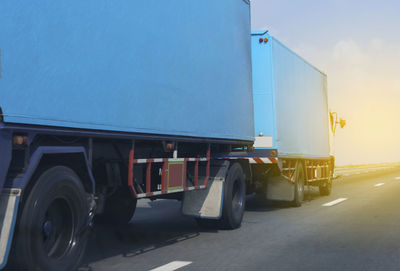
[395,177,400,180]
[374,183,385,187]
[322,198,348,207]
[150,261,192,271]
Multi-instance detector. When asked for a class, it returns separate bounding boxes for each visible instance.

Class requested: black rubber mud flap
[95,188,137,226]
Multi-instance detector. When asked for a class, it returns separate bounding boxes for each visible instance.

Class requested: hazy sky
[251,0,400,165]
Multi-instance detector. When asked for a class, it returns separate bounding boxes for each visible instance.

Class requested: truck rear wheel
[221,163,246,229]
[292,164,305,207]
[195,217,220,229]
[10,166,89,271]
[195,162,246,230]
[96,189,137,226]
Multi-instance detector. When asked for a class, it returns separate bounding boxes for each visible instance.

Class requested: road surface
[79,166,400,271]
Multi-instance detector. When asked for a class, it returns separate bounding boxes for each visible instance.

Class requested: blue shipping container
[251,31,330,158]
[0,1,254,142]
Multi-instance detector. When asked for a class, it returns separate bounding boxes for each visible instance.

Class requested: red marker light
[259,38,263,43]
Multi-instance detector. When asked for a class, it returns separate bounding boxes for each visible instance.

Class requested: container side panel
[251,33,277,148]
[271,38,330,158]
[0,0,253,141]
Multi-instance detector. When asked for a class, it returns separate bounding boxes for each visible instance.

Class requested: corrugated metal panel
[0,1,254,142]
[251,32,330,158]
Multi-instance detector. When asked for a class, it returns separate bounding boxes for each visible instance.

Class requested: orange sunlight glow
[324,39,400,165]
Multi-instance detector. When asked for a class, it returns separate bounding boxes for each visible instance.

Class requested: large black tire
[96,189,137,226]
[195,163,246,230]
[195,217,220,229]
[10,166,90,271]
[221,163,246,229]
[319,178,332,196]
[292,164,305,207]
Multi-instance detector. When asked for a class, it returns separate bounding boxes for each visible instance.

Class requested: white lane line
[374,183,385,187]
[322,198,348,207]
[395,177,400,180]
[150,261,192,271]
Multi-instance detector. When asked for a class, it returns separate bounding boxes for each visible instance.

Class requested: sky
[251,0,400,166]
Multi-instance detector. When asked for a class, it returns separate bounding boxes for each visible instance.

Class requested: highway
[79,166,400,271]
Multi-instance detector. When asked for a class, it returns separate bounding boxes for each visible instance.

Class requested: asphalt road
[79,166,400,271]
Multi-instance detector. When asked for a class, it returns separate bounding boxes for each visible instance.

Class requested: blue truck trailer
[219,31,335,207]
[0,1,254,270]
[0,3,338,270]
[246,31,334,204]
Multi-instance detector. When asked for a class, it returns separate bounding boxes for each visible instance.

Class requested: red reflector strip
[269,158,278,164]
[253,157,265,164]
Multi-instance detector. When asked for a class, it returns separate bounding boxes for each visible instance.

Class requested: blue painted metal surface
[4,146,95,193]
[216,149,277,159]
[251,31,278,150]
[0,123,249,145]
[0,132,12,193]
[0,1,253,142]
[251,31,330,158]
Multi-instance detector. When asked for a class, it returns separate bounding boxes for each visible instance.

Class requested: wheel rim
[232,179,244,215]
[42,197,75,259]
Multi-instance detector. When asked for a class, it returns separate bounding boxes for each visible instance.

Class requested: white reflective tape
[248,158,276,164]
[168,188,184,193]
[135,157,203,163]
[169,158,185,162]
[395,177,400,180]
[263,158,274,163]
[136,159,148,164]
[374,183,384,187]
[153,158,164,163]
[150,261,192,271]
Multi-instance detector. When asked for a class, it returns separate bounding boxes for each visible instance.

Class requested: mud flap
[0,189,21,269]
[265,175,295,201]
[182,177,225,219]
